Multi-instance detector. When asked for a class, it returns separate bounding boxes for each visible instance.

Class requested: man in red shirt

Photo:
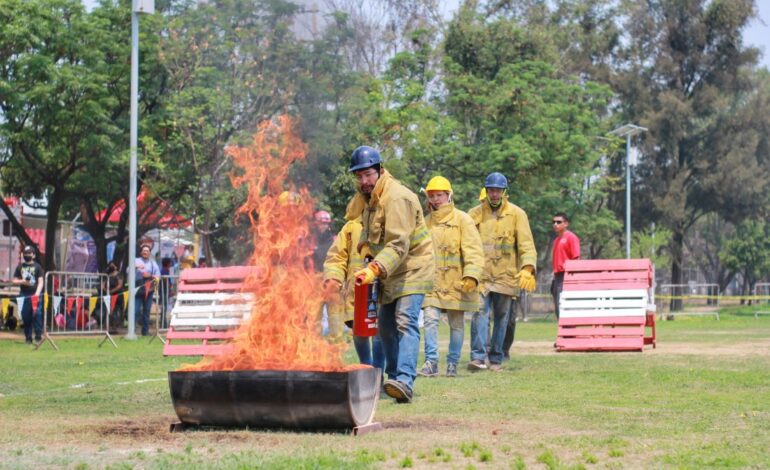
[551,213,580,319]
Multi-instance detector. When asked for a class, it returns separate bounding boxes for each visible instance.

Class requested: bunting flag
[102,295,111,315]
[53,296,63,315]
[16,296,25,313]
[133,285,142,296]
[144,281,153,300]
[110,294,118,312]
[1,298,9,317]
[44,294,49,312]
[66,297,75,315]
[75,296,84,314]
[30,295,40,312]
[122,291,129,308]
[88,297,98,315]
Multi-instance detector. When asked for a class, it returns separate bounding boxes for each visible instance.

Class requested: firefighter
[467,172,537,372]
[418,176,484,378]
[322,205,384,368]
[347,145,434,404]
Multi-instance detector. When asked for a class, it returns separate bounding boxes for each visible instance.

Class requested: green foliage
[721,220,770,293]
[442,5,616,261]
[632,225,672,270]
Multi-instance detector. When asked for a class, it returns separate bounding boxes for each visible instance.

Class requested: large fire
[182,115,360,372]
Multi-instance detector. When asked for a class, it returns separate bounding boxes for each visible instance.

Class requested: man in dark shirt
[13,246,45,344]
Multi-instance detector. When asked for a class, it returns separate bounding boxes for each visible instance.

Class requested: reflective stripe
[410,226,431,248]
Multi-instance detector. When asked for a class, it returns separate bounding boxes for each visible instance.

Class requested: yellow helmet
[278,191,301,206]
[478,187,487,201]
[425,176,452,193]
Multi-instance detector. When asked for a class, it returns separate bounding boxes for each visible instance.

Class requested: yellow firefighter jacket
[322,216,365,322]
[423,202,485,312]
[468,198,537,297]
[348,169,434,304]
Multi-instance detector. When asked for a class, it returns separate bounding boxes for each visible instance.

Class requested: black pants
[551,272,565,319]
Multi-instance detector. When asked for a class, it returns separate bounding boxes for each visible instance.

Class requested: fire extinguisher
[353,258,378,337]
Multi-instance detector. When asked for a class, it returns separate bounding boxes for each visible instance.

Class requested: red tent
[96,190,191,229]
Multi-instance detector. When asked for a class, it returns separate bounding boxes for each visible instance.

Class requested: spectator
[179,244,195,270]
[418,176,484,378]
[197,257,208,268]
[468,172,537,372]
[135,244,160,336]
[347,145,434,404]
[312,210,335,273]
[12,246,44,344]
[551,212,580,319]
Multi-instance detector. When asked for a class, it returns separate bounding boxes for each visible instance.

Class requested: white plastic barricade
[40,271,117,350]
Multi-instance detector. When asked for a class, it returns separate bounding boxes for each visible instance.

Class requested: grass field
[1,308,769,469]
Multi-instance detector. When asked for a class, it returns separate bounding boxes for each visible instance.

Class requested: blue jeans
[378,294,424,391]
[135,288,154,336]
[21,297,43,341]
[471,292,512,364]
[423,306,465,365]
[353,334,385,371]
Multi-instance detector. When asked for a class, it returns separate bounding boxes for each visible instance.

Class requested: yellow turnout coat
[347,170,434,304]
[468,198,537,297]
[322,217,365,322]
[423,203,484,312]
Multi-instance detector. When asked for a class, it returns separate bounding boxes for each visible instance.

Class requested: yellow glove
[517,268,536,292]
[354,262,381,286]
[357,242,373,260]
[453,277,478,293]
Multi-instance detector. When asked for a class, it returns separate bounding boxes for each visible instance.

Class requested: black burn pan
[168,368,380,430]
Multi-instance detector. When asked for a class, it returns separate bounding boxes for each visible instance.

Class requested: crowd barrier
[149,274,177,344]
[39,271,117,350]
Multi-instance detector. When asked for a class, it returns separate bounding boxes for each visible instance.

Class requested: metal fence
[40,271,117,350]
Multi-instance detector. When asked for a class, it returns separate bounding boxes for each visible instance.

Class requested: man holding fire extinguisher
[346,145,434,404]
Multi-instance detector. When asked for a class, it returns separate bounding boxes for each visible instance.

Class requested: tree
[0,0,129,270]
[152,0,311,263]
[721,220,770,302]
[614,0,767,309]
[441,2,616,263]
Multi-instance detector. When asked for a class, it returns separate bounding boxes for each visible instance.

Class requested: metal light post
[609,124,647,259]
[127,0,154,340]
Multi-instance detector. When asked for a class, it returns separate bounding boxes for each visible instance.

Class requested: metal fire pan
[168,368,380,430]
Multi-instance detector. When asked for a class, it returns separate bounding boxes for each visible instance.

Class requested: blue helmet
[484,172,508,189]
[349,146,382,172]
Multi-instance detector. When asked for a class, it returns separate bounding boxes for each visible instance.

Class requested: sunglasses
[552,220,565,225]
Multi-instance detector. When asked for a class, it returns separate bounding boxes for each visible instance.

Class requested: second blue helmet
[484,172,508,189]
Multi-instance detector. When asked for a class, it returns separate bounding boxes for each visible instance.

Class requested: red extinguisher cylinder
[353,281,378,337]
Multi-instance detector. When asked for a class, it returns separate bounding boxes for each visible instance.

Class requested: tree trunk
[669,228,685,314]
[44,188,64,272]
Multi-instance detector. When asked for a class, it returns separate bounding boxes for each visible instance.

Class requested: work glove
[453,277,478,293]
[516,267,536,292]
[357,242,373,260]
[322,279,342,303]
[354,262,381,286]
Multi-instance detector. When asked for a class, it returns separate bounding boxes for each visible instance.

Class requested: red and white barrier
[556,259,656,352]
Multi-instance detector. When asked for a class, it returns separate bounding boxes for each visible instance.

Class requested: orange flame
[182,115,361,372]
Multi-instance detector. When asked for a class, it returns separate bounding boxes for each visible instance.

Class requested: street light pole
[127,0,154,340]
[609,124,647,259]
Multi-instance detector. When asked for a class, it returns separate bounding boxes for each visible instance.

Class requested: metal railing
[40,271,117,350]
